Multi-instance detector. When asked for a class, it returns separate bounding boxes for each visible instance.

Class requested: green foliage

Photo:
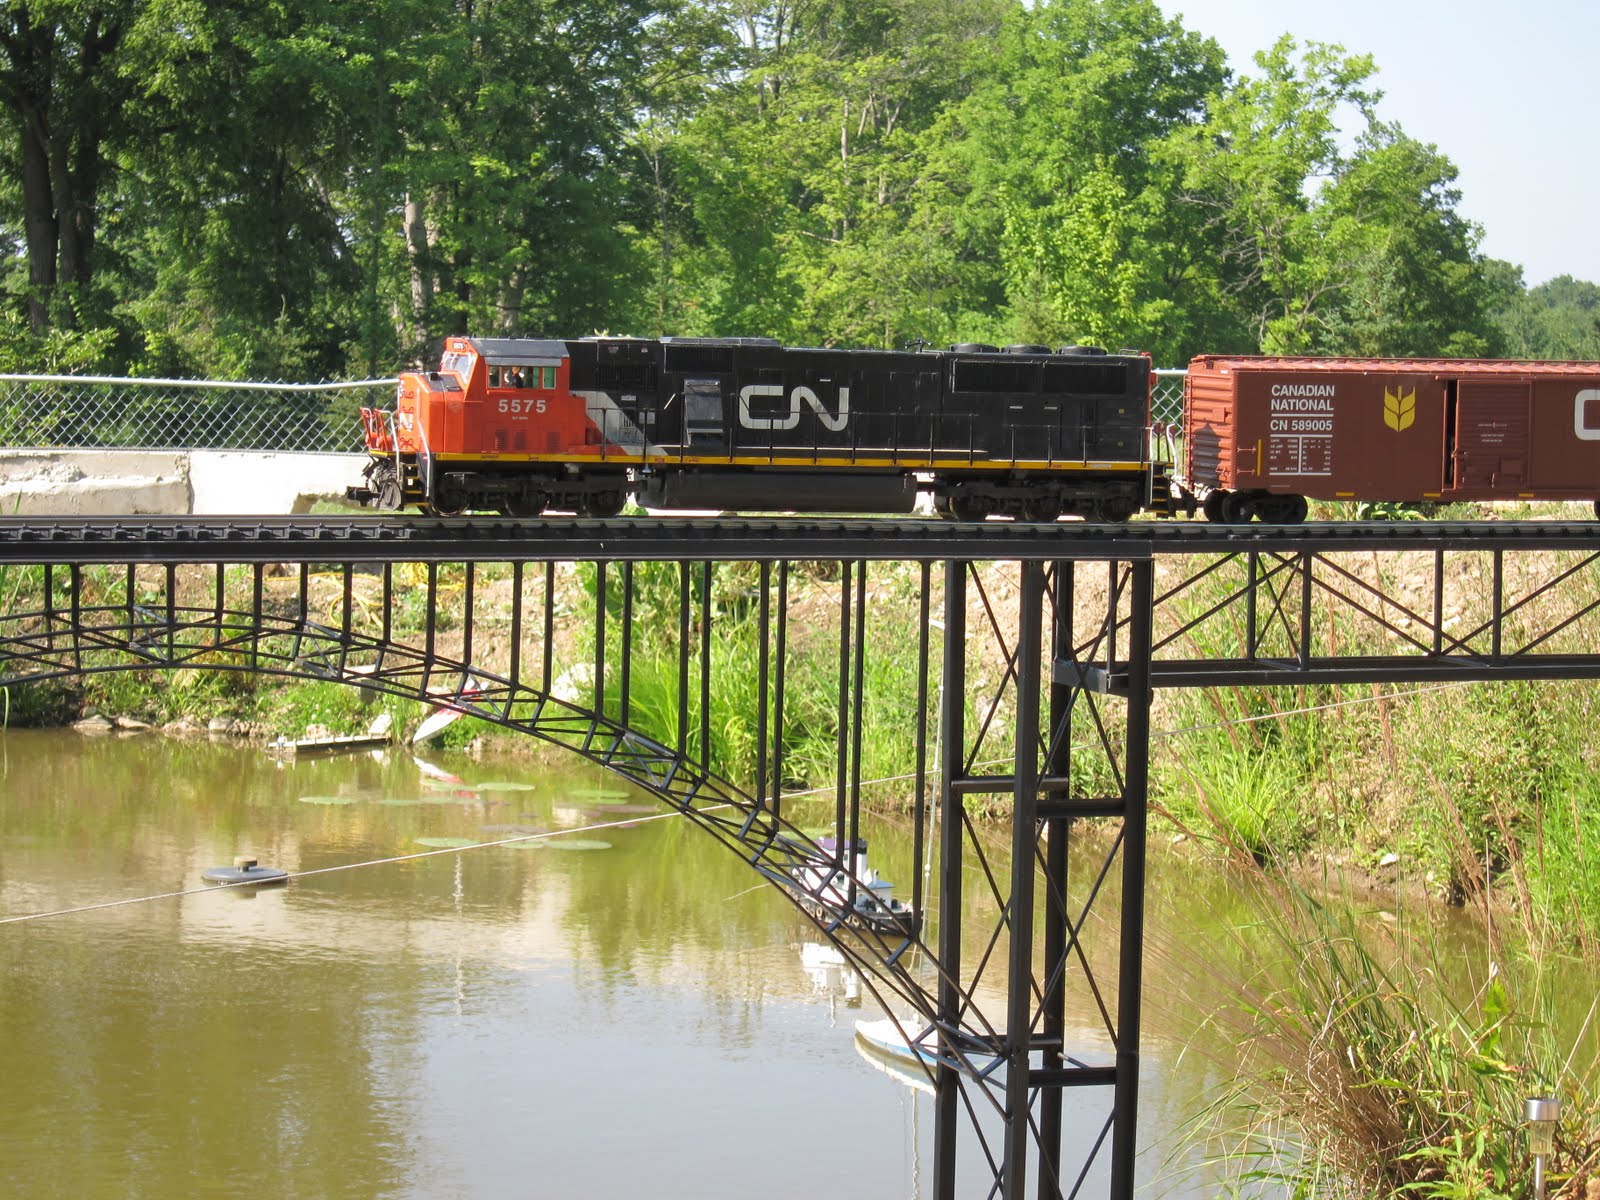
[1494,272,1600,361]
[1169,729,1305,862]
[1359,501,1431,520]
[565,558,943,803]
[0,0,1581,373]
[1175,877,1600,1199]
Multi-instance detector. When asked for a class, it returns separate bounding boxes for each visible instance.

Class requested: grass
[1164,868,1600,1199]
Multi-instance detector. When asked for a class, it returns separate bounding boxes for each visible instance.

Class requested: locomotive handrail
[416,407,435,507]
[0,373,398,391]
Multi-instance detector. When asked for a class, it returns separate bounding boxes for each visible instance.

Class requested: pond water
[0,727,1535,1199]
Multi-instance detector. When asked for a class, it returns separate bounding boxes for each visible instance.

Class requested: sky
[1157,0,1600,288]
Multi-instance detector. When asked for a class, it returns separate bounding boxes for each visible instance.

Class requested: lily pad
[499,840,549,850]
[569,787,631,801]
[415,836,478,849]
[422,784,481,798]
[475,781,538,793]
[299,795,359,805]
[544,838,612,852]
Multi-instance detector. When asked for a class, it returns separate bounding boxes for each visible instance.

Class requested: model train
[347,337,1600,521]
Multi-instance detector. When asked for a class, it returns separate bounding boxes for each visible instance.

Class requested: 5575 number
[497,397,547,414]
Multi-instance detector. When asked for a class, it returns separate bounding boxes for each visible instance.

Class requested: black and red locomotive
[349,335,1166,521]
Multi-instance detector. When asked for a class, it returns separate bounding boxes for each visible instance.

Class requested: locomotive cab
[354,335,629,517]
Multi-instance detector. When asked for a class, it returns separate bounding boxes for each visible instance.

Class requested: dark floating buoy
[202,855,289,886]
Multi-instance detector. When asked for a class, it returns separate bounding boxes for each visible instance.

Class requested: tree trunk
[17,107,57,332]
[402,192,435,354]
[1,9,126,332]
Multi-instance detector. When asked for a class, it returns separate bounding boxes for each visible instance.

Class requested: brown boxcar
[1182,356,1600,522]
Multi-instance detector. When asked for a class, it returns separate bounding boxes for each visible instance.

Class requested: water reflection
[3,727,1442,1198]
[5,730,1024,1199]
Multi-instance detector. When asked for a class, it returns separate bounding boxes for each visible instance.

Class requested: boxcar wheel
[1202,490,1230,523]
[1271,495,1309,524]
[1218,491,1253,524]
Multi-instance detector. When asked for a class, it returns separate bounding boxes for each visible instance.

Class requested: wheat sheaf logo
[1383,387,1416,432]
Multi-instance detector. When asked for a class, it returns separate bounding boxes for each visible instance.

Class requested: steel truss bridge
[5,515,1600,1199]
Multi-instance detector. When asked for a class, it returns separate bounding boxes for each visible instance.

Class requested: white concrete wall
[188,451,366,515]
[0,449,366,516]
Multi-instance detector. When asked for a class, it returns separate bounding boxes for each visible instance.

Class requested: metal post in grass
[1525,1095,1559,1200]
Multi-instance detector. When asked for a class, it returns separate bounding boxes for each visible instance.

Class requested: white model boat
[790,836,920,937]
[853,1018,1003,1081]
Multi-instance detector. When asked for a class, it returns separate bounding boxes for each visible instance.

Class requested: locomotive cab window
[440,351,474,380]
[488,364,556,389]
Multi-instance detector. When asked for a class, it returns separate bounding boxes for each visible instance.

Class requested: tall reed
[1163,865,1600,1198]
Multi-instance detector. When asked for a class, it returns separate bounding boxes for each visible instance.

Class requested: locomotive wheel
[375,475,404,512]
[1022,500,1059,523]
[580,491,626,519]
[1092,499,1138,523]
[428,485,470,518]
[1201,490,1230,523]
[950,494,990,521]
[500,492,546,518]
[368,465,404,512]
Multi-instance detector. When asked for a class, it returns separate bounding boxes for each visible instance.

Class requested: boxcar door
[1450,380,1531,491]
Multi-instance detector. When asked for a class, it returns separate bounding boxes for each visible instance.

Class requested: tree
[918,0,1228,358]
[1163,38,1498,358]
[392,0,658,352]
[1308,126,1499,357]
[1494,271,1600,361]
[645,0,1011,345]
[116,0,386,379]
[0,1,139,332]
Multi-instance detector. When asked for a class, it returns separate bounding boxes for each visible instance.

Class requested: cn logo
[1383,387,1415,432]
[738,384,850,431]
[1575,389,1600,441]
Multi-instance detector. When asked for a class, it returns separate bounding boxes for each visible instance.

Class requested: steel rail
[3,515,1600,564]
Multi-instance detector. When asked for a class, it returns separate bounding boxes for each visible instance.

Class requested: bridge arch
[0,556,963,1071]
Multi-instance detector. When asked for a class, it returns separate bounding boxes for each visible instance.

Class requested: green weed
[1168,873,1600,1198]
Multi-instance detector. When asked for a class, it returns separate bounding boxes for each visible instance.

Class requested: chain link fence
[1,368,1188,453]
[0,375,398,453]
[1152,368,1184,429]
